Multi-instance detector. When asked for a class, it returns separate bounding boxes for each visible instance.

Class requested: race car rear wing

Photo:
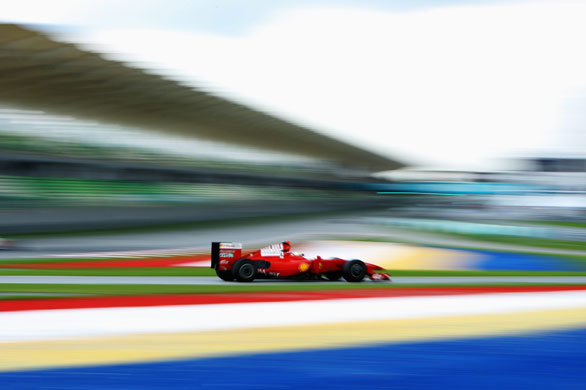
[211,242,242,269]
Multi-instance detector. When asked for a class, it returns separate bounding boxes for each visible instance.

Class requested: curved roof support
[0,24,403,172]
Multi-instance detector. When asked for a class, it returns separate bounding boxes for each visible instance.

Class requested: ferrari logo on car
[299,263,310,272]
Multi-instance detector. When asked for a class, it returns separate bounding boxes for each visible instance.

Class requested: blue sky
[94,0,528,35]
[3,0,528,35]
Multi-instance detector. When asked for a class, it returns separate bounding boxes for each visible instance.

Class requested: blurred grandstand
[374,160,586,221]
[2,24,584,237]
[0,24,403,233]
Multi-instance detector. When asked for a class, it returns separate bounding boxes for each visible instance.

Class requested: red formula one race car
[211,241,391,283]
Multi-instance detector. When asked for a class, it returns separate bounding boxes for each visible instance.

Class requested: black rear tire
[215,269,235,281]
[232,259,256,282]
[342,260,366,282]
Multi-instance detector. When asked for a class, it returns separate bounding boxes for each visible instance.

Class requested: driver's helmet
[281,241,291,253]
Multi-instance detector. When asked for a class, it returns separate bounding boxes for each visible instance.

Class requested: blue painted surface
[353,181,542,195]
[461,248,584,271]
[2,328,586,390]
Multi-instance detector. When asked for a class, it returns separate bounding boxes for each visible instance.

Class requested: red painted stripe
[0,256,209,269]
[2,285,585,312]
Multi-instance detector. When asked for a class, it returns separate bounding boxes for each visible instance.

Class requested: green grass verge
[0,282,583,297]
[0,295,69,300]
[521,220,586,229]
[0,294,95,300]
[0,257,129,265]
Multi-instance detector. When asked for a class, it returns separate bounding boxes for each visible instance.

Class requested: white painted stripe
[50,247,205,258]
[1,290,585,342]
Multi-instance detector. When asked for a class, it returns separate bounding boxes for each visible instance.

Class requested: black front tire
[215,269,235,281]
[232,259,256,282]
[342,260,366,282]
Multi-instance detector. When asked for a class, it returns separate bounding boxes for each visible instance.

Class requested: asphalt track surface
[1,275,585,285]
[0,214,385,259]
[4,211,586,260]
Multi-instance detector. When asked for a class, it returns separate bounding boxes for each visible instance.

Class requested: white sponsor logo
[219,253,234,258]
[219,243,242,249]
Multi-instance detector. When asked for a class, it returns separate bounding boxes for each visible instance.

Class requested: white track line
[1,290,586,342]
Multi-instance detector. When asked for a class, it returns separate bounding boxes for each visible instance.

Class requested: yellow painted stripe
[377,247,482,270]
[2,307,586,372]
[301,240,484,270]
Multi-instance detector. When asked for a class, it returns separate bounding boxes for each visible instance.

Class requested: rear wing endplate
[211,242,242,269]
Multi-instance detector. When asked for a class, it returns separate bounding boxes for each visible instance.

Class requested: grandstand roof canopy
[0,24,403,172]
